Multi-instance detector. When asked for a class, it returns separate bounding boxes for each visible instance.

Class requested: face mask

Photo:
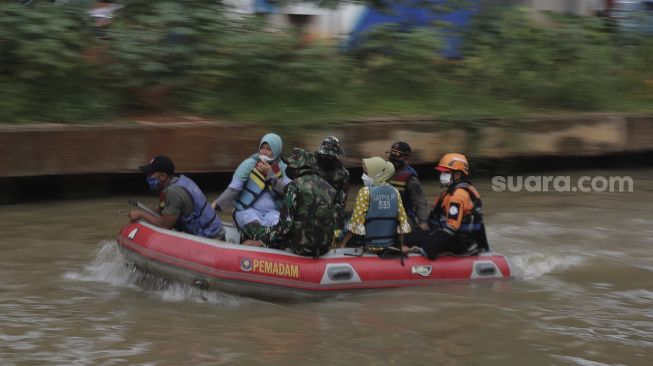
[258,154,274,163]
[285,167,298,180]
[146,176,161,191]
[440,172,453,186]
[317,154,337,170]
[361,173,375,187]
[388,155,404,169]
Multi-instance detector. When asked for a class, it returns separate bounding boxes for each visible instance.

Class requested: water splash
[63,241,251,306]
[156,282,249,306]
[508,252,584,280]
[552,355,626,366]
[63,240,136,287]
[489,219,588,280]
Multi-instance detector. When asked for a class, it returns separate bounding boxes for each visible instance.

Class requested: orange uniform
[409,181,488,260]
[411,153,489,260]
[433,183,482,236]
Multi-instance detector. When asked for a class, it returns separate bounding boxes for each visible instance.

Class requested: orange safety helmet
[435,153,469,175]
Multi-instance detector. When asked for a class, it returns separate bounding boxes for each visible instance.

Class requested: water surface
[1,169,651,365]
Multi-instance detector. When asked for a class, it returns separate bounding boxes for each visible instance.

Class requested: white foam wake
[553,355,626,366]
[63,240,136,287]
[63,241,252,306]
[507,252,584,280]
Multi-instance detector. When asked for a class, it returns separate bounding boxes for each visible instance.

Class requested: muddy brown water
[1,169,651,365]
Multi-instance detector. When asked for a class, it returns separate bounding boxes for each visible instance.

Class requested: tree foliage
[0,1,652,123]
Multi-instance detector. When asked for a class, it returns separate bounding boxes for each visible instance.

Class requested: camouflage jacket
[316,159,350,229]
[260,149,337,257]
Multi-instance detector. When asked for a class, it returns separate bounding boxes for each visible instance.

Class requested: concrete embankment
[1,114,652,202]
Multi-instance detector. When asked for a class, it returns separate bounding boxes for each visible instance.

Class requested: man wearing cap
[243,148,337,257]
[387,142,430,234]
[128,155,225,239]
[314,136,350,230]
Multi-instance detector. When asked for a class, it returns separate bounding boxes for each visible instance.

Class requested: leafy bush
[103,1,229,111]
[459,7,625,110]
[0,2,117,122]
[1,2,653,124]
[353,24,444,93]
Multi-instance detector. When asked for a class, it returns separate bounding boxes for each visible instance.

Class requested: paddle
[128,199,161,218]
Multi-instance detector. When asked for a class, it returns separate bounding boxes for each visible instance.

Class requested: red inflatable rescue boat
[117,222,513,301]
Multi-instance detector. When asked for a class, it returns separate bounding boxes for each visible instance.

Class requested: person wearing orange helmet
[403,153,489,259]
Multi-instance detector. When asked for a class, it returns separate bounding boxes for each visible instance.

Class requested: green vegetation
[1,2,652,126]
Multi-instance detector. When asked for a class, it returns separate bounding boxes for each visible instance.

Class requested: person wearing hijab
[336,157,411,251]
[212,133,290,239]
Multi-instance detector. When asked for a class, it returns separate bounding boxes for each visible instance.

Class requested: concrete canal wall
[1,114,653,178]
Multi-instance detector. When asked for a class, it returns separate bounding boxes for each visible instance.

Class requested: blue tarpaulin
[254,0,276,14]
[348,0,479,58]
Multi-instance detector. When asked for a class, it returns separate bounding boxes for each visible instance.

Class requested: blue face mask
[146,176,160,190]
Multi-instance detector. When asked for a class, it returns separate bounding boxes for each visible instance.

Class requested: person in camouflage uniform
[314,136,350,230]
[243,148,337,257]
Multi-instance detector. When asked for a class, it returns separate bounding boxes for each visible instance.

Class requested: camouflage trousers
[239,222,268,243]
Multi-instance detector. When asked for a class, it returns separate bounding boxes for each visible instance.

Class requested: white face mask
[440,172,453,186]
[258,154,274,163]
[361,173,375,187]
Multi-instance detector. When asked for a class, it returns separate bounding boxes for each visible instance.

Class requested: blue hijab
[233,133,286,182]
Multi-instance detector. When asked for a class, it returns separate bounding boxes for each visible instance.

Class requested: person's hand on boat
[243,240,265,247]
[128,209,143,222]
[337,231,354,248]
[402,245,421,254]
[256,161,272,176]
[211,200,220,212]
[418,222,429,231]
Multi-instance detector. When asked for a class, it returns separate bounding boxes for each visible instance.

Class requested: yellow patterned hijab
[362,157,395,185]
